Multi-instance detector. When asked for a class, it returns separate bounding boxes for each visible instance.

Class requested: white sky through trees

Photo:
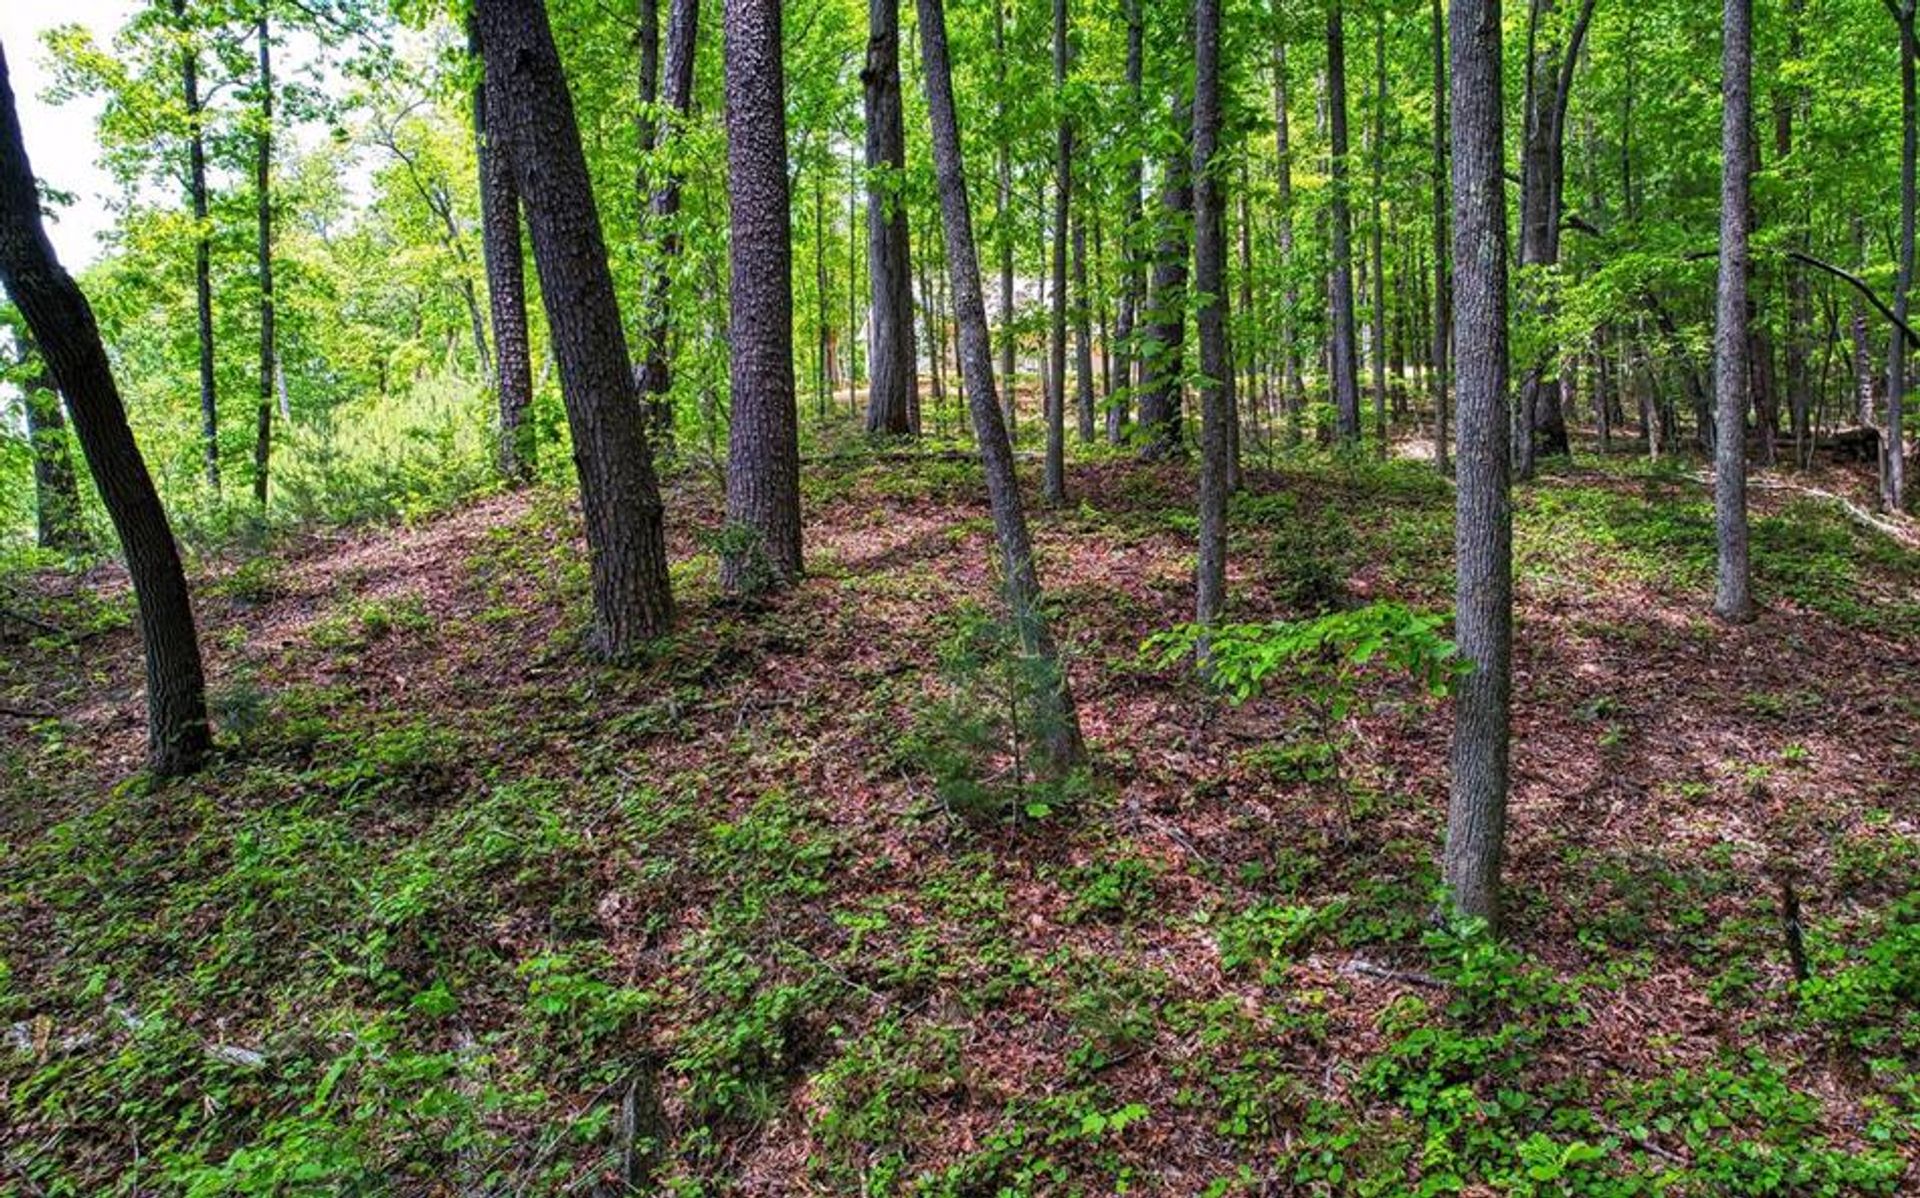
[1,0,133,269]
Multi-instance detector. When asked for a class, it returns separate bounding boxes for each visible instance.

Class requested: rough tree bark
[1443,0,1513,927]
[1193,0,1231,633]
[637,0,699,451]
[474,0,675,652]
[0,45,210,775]
[863,0,916,436]
[915,0,1088,778]
[471,17,536,484]
[722,0,802,591]
[1326,1,1363,446]
[1714,0,1756,622]
[1072,206,1096,443]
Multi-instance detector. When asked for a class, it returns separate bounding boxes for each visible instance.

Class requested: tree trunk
[474,0,675,653]
[1886,4,1916,511]
[1138,96,1192,460]
[1111,0,1145,443]
[863,0,916,436]
[1715,0,1755,621]
[173,0,219,491]
[21,358,86,554]
[1443,0,1513,928]
[915,0,1087,778]
[471,16,536,484]
[1072,205,1097,443]
[1044,0,1072,502]
[722,0,803,590]
[251,14,274,507]
[1326,1,1362,446]
[0,46,210,776]
[1273,28,1304,436]
[1369,9,1388,453]
[1776,0,1812,464]
[1515,0,1597,474]
[995,0,1017,437]
[1193,0,1231,634]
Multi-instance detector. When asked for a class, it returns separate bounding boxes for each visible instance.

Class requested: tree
[1886,0,1915,512]
[1272,22,1304,433]
[637,0,700,450]
[1443,0,1513,926]
[473,0,674,653]
[915,0,1087,778]
[1111,0,1146,444]
[721,0,802,592]
[1429,0,1450,472]
[470,17,534,485]
[9,340,86,554]
[1043,0,1073,504]
[1713,0,1755,623]
[173,0,219,491]
[1137,95,1192,460]
[0,44,210,776]
[863,0,915,437]
[251,10,274,507]
[1326,0,1362,447]
[1193,0,1230,635]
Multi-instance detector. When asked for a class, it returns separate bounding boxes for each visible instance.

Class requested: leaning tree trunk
[470,17,535,485]
[722,0,803,591]
[995,0,1017,436]
[1443,0,1513,928]
[251,13,274,508]
[1326,1,1363,447]
[1714,0,1756,622]
[1137,96,1193,460]
[637,0,700,452]
[174,0,219,491]
[21,359,86,554]
[1193,0,1232,634]
[0,46,210,776]
[915,0,1087,778]
[474,0,675,653]
[1044,0,1073,502]
[863,0,916,436]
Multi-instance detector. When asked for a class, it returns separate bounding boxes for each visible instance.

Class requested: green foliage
[1147,602,1464,708]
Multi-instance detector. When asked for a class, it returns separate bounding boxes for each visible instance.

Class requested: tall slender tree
[638,0,699,450]
[722,0,802,591]
[1272,28,1304,431]
[1429,0,1450,472]
[470,17,534,484]
[1193,0,1231,634]
[1111,0,1146,443]
[1886,0,1915,511]
[0,45,210,776]
[1326,0,1363,446]
[1045,0,1073,502]
[1443,0,1513,926]
[1072,204,1097,442]
[474,0,675,653]
[915,0,1088,778]
[1368,9,1388,452]
[16,352,86,554]
[173,0,219,491]
[251,11,274,507]
[863,0,915,436]
[1138,95,1192,459]
[1714,0,1756,622]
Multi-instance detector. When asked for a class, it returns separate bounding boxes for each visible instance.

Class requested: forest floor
[4,434,1920,1195]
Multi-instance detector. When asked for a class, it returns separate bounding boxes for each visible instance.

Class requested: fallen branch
[0,704,55,721]
[1340,956,1448,990]
[1747,476,1920,550]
